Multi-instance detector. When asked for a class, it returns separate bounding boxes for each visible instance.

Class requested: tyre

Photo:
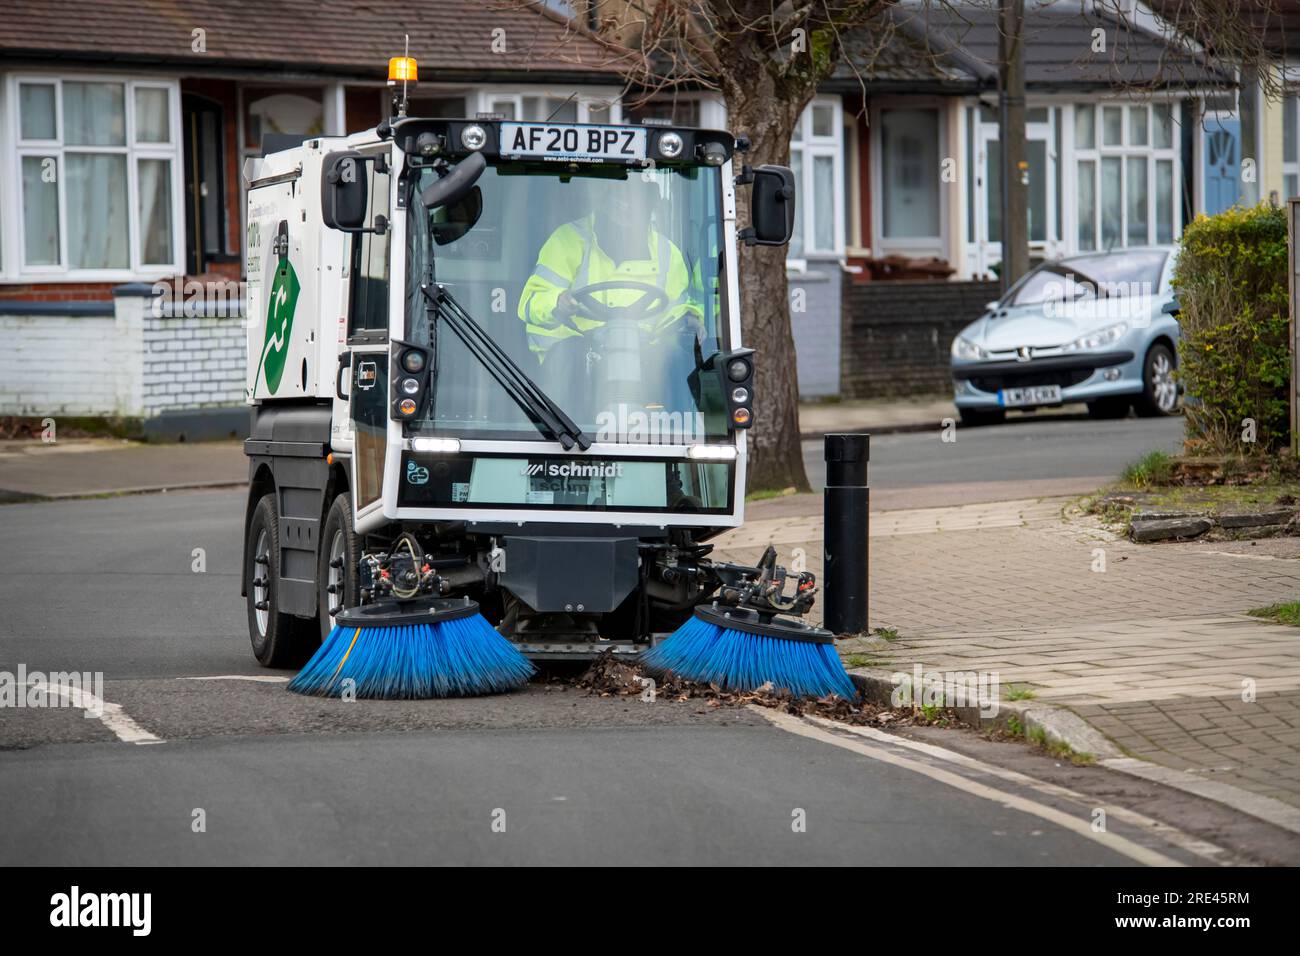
[959,407,1006,428]
[1087,396,1131,419]
[246,493,316,667]
[1135,342,1179,417]
[318,493,360,643]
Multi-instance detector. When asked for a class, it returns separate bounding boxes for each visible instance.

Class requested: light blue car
[950,246,1180,426]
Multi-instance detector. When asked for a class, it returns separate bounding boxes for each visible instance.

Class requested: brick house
[0,0,623,434]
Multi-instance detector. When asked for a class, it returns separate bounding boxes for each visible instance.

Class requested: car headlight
[951,336,988,361]
[1062,322,1129,352]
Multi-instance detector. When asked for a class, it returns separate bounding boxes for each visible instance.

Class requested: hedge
[1172,203,1291,455]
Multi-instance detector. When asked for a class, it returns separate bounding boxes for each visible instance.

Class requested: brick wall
[790,259,842,399]
[142,311,247,413]
[0,311,123,415]
[0,286,246,421]
[840,279,1002,399]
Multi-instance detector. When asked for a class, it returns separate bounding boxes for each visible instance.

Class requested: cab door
[341,146,393,525]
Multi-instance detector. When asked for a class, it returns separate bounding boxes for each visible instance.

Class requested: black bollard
[823,433,869,636]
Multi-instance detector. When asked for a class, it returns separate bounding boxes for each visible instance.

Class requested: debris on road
[573,651,968,728]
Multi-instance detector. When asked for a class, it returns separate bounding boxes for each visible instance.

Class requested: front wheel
[318,493,360,643]
[246,494,316,667]
[1135,343,1179,417]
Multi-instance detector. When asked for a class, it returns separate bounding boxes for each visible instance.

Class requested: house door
[1203,117,1240,216]
[182,94,227,275]
[975,118,1058,275]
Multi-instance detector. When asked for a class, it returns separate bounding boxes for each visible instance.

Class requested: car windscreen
[1009,250,1168,307]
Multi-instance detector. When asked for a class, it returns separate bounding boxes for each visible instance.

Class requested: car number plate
[500,123,646,162]
[998,385,1062,407]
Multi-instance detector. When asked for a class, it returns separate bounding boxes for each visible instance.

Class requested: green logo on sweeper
[257,261,301,394]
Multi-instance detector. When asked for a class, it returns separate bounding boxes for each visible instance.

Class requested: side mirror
[1162,296,1180,316]
[431,186,484,245]
[742,164,796,246]
[321,151,369,231]
[421,151,487,211]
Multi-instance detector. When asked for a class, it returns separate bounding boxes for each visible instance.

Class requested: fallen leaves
[571,651,967,729]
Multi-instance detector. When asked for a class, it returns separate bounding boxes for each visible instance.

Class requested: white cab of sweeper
[244,134,381,412]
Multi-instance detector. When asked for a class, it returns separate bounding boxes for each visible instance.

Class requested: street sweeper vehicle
[241,65,854,700]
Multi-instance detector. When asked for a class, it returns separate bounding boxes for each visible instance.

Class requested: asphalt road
[0,412,1230,866]
[802,412,1185,508]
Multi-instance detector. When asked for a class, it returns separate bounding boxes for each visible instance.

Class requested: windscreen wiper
[420,283,591,451]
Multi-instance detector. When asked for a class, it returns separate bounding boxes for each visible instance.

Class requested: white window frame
[1070,99,1181,252]
[473,85,624,124]
[789,95,845,269]
[1282,94,1299,200]
[3,72,184,281]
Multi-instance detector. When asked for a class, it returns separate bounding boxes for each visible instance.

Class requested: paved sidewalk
[0,439,245,500]
[718,494,1300,811]
[799,396,956,437]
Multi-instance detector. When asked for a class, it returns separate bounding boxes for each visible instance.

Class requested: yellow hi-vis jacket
[518,214,701,359]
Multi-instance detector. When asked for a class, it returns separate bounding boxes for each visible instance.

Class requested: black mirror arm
[332,214,387,236]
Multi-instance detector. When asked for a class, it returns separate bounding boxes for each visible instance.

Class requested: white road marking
[177,675,291,683]
[1193,551,1279,561]
[35,682,162,746]
[753,706,1191,866]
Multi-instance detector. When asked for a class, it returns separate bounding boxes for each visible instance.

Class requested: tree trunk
[725,89,811,494]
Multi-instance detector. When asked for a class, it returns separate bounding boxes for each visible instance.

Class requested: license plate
[998,385,1062,407]
[500,123,646,162]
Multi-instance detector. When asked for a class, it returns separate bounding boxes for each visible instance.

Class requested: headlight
[1062,322,1129,352]
[658,132,684,158]
[951,336,988,361]
[727,358,751,382]
[460,124,487,151]
[399,377,421,396]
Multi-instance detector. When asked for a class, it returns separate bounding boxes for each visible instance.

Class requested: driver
[517,178,701,361]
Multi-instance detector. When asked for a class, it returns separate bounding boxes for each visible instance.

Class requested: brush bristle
[288,613,535,699]
[642,614,857,700]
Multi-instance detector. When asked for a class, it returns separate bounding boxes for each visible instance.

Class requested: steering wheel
[567,280,669,326]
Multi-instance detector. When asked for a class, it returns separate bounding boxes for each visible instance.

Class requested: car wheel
[247,494,317,667]
[1087,397,1131,419]
[1135,342,1179,417]
[959,407,1006,428]
[318,493,360,644]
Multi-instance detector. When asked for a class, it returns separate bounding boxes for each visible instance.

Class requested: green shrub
[1172,204,1291,455]
[1121,449,1174,488]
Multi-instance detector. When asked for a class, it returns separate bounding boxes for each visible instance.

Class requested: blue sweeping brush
[288,596,534,699]
[642,604,856,700]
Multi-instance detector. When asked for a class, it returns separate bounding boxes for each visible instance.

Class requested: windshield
[1009,250,1168,307]
[406,160,729,444]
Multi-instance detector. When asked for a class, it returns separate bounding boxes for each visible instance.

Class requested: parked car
[950,246,1180,426]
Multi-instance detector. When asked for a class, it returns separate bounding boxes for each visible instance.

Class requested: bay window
[10,75,181,276]
[1074,101,1179,251]
[790,98,844,260]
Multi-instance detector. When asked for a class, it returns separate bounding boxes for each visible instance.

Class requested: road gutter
[848,669,1300,838]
